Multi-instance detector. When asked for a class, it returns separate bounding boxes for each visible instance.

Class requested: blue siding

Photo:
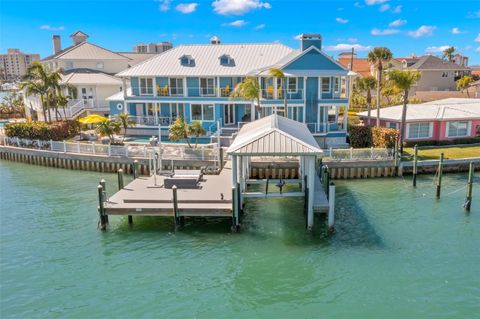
[305,77,318,123]
[160,103,170,117]
[301,39,322,51]
[187,77,200,97]
[156,77,168,90]
[284,49,345,71]
[131,77,139,96]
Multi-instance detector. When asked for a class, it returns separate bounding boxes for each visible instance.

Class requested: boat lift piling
[436,153,444,198]
[464,162,474,211]
[412,144,418,187]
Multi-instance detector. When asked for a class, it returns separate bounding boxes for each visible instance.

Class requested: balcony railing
[260,88,304,100]
[128,115,178,126]
[305,122,341,134]
[131,86,235,98]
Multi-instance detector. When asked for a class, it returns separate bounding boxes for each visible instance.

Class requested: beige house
[394,55,471,92]
[1,48,40,81]
[26,31,155,121]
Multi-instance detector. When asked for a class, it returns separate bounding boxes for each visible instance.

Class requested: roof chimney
[300,33,322,51]
[52,35,61,54]
[210,36,221,45]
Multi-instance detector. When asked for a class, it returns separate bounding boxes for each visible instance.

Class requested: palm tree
[95,119,121,144]
[269,68,288,112]
[20,62,65,122]
[387,70,421,154]
[356,76,376,125]
[442,46,455,62]
[169,117,192,148]
[456,75,473,98]
[231,76,261,118]
[187,121,206,148]
[367,47,393,127]
[116,112,136,142]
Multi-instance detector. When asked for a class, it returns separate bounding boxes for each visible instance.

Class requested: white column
[328,182,336,229]
[250,102,255,121]
[307,156,315,229]
[238,155,243,207]
[299,156,305,191]
[232,155,238,187]
[122,78,128,114]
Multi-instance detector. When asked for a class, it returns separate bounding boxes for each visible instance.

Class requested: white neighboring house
[24,31,156,121]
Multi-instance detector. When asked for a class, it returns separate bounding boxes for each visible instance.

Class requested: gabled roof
[70,30,89,37]
[357,98,480,121]
[394,55,471,71]
[338,57,372,77]
[227,114,323,156]
[116,43,297,77]
[61,71,122,85]
[43,42,131,61]
[118,52,158,67]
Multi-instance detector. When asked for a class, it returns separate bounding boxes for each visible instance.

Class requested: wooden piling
[97,184,106,231]
[394,137,399,176]
[219,147,224,171]
[413,144,418,187]
[100,179,108,223]
[436,153,444,198]
[328,182,336,231]
[133,160,139,179]
[465,162,474,211]
[172,185,179,230]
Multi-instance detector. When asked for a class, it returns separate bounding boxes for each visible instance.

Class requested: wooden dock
[313,175,329,213]
[104,165,233,218]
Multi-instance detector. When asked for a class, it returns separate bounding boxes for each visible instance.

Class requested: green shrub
[372,127,399,148]
[5,121,80,141]
[349,125,372,148]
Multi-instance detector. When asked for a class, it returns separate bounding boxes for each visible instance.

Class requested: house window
[191,104,214,121]
[334,77,340,93]
[220,55,233,66]
[287,78,297,93]
[447,121,469,137]
[170,103,185,120]
[327,106,337,122]
[322,77,331,92]
[140,78,153,95]
[116,103,123,111]
[180,55,194,66]
[387,122,398,129]
[200,78,215,96]
[408,122,432,139]
[169,78,184,96]
[65,61,74,70]
[96,62,104,69]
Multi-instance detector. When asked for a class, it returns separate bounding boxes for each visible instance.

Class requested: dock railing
[2,136,221,161]
[323,147,394,161]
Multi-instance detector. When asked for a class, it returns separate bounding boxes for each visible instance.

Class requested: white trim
[190,103,215,122]
[199,77,216,97]
[139,77,154,96]
[407,122,433,140]
[286,77,298,93]
[224,103,235,125]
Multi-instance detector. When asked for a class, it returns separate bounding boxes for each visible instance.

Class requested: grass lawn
[402,144,480,161]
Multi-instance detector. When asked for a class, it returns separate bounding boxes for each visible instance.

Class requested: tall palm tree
[20,62,64,122]
[230,76,261,119]
[387,70,421,154]
[269,68,288,112]
[356,76,377,125]
[367,47,393,127]
[169,117,192,148]
[116,112,136,142]
[442,46,455,62]
[187,121,206,148]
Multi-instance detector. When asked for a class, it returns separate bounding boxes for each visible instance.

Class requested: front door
[224,104,235,125]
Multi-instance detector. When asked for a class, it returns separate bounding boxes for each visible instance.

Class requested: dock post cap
[172,185,177,189]
[118,168,123,172]
[329,181,335,186]
[97,185,103,189]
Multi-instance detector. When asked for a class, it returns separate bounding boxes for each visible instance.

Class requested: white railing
[260,88,304,100]
[128,115,175,126]
[305,122,340,134]
[3,136,221,161]
[324,147,394,161]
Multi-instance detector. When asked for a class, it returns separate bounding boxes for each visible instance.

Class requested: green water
[1,160,479,318]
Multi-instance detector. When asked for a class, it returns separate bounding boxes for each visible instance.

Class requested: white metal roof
[357,98,480,121]
[61,72,123,85]
[116,43,297,77]
[227,114,323,156]
[55,42,130,61]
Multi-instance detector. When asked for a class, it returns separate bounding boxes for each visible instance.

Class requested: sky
[1,0,479,64]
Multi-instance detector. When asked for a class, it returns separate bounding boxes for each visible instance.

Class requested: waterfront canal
[1,160,479,318]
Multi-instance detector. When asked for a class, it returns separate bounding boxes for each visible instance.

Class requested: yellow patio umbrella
[78,114,109,125]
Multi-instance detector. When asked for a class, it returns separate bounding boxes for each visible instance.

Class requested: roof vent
[210,36,221,45]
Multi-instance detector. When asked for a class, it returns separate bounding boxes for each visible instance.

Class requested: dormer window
[219,54,234,66]
[180,55,194,66]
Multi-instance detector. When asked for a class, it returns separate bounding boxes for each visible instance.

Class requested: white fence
[324,147,394,161]
[2,136,221,161]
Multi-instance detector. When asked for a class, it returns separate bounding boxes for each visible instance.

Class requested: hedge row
[405,136,480,147]
[349,125,399,148]
[4,121,80,141]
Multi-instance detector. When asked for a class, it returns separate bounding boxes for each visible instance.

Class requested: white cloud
[476,47,480,53]
[425,45,451,53]
[336,17,349,23]
[223,19,247,27]
[212,0,271,15]
[408,25,436,38]
[324,43,372,52]
[467,10,480,18]
[475,33,480,42]
[293,34,302,40]
[254,23,265,30]
[392,5,402,13]
[451,27,462,35]
[40,25,64,31]
[354,2,364,8]
[371,28,400,36]
[175,3,198,13]
[389,19,406,27]
[155,0,172,11]
[365,0,388,5]
[379,4,390,12]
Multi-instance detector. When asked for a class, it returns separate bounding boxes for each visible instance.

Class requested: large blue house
[108,34,353,147]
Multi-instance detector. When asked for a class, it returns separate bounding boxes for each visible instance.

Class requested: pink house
[358,98,480,142]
